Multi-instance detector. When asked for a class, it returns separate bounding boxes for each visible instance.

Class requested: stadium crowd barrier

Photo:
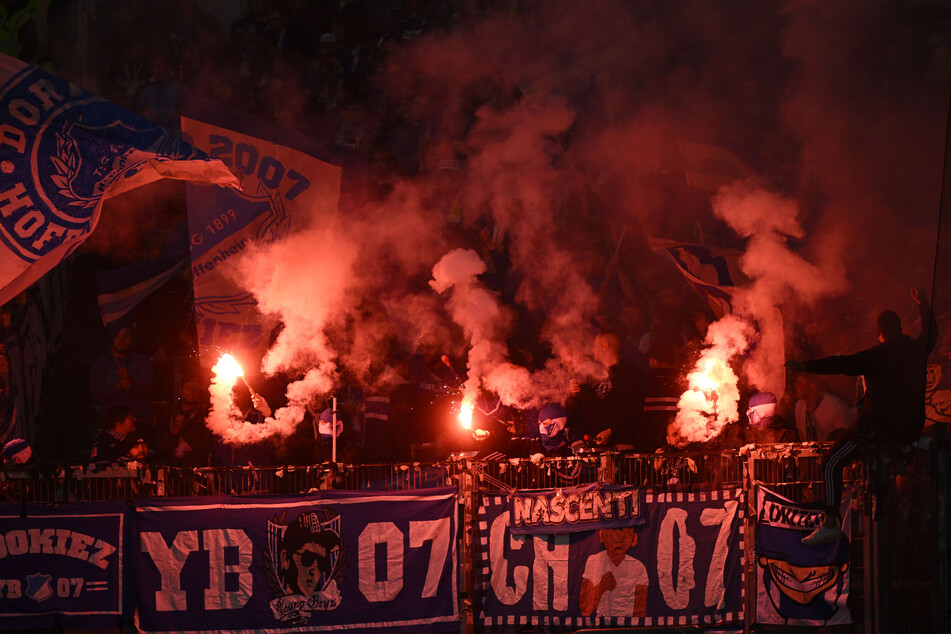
[0,444,877,633]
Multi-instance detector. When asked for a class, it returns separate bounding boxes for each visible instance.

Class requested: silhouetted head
[877,310,902,342]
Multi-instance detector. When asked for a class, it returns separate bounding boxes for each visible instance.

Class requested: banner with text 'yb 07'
[181,98,341,371]
[134,487,458,634]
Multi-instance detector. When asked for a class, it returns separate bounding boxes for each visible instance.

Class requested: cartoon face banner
[133,488,458,634]
[478,488,744,629]
[509,483,642,535]
[754,485,852,626]
[0,500,130,630]
[180,96,341,370]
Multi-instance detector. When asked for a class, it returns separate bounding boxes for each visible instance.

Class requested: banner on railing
[0,500,131,630]
[134,487,458,634]
[478,488,744,629]
[754,485,852,626]
[509,483,642,535]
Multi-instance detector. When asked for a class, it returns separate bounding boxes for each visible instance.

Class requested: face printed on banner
[275,511,343,604]
[758,556,847,605]
[756,524,850,623]
[600,527,637,566]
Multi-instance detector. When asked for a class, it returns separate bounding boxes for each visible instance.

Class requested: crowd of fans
[4,312,861,471]
[1,0,946,471]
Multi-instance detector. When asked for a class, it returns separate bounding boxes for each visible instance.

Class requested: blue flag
[95,238,188,335]
[649,237,739,318]
[181,96,341,369]
[0,54,237,306]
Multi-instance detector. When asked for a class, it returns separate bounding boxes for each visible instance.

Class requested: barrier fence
[0,441,943,633]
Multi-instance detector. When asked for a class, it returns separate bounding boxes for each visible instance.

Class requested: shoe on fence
[801,524,844,546]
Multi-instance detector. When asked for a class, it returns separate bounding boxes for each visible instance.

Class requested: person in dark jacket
[90,405,137,463]
[567,331,646,450]
[786,287,937,545]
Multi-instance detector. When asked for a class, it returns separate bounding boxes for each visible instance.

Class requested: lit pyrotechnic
[457,397,474,429]
[205,352,303,446]
[671,315,752,446]
[214,353,245,385]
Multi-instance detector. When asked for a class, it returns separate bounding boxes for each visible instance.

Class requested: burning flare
[458,397,474,429]
[671,315,753,446]
[214,353,245,384]
[205,353,304,446]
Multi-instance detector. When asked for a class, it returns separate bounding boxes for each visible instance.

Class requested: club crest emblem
[25,573,53,603]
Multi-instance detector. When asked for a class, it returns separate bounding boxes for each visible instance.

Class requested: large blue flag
[0,54,237,307]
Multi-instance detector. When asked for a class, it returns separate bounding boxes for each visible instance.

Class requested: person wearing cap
[2,438,32,466]
[312,406,362,464]
[89,405,137,463]
[745,392,797,445]
[126,436,152,464]
[786,286,937,546]
[528,403,575,464]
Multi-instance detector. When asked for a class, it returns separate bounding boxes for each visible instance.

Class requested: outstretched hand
[785,359,806,372]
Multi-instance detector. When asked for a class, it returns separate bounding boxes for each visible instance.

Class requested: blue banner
[755,485,852,626]
[134,487,458,633]
[509,483,642,535]
[478,488,744,629]
[0,500,131,630]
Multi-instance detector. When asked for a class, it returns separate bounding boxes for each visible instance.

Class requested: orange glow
[458,399,474,429]
[214,353,245,384]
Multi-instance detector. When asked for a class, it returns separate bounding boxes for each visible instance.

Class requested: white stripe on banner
[136,491,456,512]
[98,259,185,325]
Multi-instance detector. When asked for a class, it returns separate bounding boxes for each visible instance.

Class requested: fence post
[460,459,478,634]
[600,451,616,484]
[743,449,755,634]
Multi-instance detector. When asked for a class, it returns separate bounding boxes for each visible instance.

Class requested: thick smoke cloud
[192,0,945,441]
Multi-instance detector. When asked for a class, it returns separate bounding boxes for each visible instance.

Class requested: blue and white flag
[0,500,131,630]
[181,96,341,369]
[649,237,740,318]
[478,488,744,629]
[135,488,458,633]
[0,55,237,307]
[95,238,188,334]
